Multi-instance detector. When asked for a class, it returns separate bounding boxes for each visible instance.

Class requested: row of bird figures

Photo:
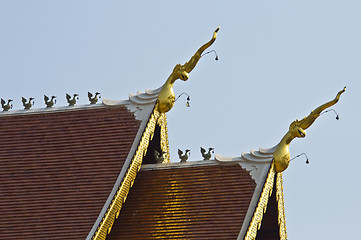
[0,92,101,111]
[153,147,214,164]
[178,147,214,163]
[154,147,214,164]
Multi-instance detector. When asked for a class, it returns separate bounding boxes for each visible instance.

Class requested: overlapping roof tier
[0,87,286,240]
[106,162,256,240]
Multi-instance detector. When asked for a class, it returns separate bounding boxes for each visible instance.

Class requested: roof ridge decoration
[91,27,220,239]
[273,87,346,172]
[276,172,287,239]
[91,106,169,240]
[103,87,162,121]
[244,163,287,240]
[216,147,287,239]
[157,27,220,113]
[0,101,106,116]
[215,146,275,185]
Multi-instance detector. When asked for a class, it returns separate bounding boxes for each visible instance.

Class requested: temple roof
[0,87,286,240]
[0,89,159,240]
[105,147,285,240]
[106,161,257,240]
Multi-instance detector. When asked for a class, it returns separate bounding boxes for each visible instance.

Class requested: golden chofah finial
[273,87,346,172]
[157,27,220,113]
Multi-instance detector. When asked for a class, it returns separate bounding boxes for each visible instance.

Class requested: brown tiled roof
[106,162,257,240]
[0,106,141,239]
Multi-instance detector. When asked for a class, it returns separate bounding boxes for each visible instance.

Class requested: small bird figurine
[88,91,101,104]
[200,147,214,160]
[44,95,57,108]
[178,149,190,163]
[22,97,34,110]
[1,98,13,111]
[154,150,166,164]
[66,93,79,106]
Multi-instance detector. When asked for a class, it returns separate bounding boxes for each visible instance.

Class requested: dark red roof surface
[0,106,141,239]
[107,163,256,240]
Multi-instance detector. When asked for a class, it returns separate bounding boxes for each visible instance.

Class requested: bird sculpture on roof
[157,27,220,113]
[66,93,79,106]
[22,97,34,110]
[200,147,214,160]
[44,95,57,108]
[178,149,190,163]
[1,98,13,111]
[273,87,346,173]
[88,91,101,104]
[154,150,166,164]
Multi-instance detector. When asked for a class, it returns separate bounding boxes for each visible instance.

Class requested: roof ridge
[0,103,106,117]
[103,87,161,121]
[0,87,161,121]
[140,159,230,170]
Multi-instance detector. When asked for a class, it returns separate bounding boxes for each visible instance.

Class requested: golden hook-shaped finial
[157,27,220,113]
[273,87,346,172]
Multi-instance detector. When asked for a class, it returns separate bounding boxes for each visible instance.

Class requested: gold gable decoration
[244,163,287,240]
[92,106,169,240]
[244,164,275,240]
[158,112,170,163]
[276,173,287,239]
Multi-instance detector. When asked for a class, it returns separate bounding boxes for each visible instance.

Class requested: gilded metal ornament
[244,163,288,240]
[157,27,220,113]
[157,112,170,163]
[244,163,275,240]
[276,173,287,239]
[273,87,346,172]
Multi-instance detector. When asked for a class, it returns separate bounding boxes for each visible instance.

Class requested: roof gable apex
[88,88,170,240]
[243,163,287,240]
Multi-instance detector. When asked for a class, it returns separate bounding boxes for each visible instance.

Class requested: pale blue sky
[1,1,360,239]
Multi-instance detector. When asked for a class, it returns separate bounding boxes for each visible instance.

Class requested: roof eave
[86,87,171,240]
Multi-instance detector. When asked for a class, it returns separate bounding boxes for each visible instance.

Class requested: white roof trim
[86,87,161,240]
[0,103,105,117]
[103,87,161,121]
[232,145,277,240]
[0,87,162,123]
[215,145,276,185]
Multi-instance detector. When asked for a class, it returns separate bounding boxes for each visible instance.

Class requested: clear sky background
[1,1,360,239]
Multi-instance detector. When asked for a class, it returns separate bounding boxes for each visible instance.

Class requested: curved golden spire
[273,87,346,172]
[157,27,220,113]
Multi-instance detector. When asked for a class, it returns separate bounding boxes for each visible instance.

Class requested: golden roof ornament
[273,87,346,172]
[157,27,220,113]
